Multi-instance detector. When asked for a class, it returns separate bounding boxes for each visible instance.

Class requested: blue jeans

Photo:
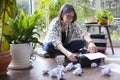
[43,40,86,57]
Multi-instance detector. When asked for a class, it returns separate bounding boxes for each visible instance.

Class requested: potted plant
[3,10,42,69]
[0,0,18,75]
[95,9,114,25]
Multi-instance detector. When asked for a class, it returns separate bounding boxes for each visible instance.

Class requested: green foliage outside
[111,26,120,40]
[36,0,120,40]
[37,0,96,31]
[36,0,64,32]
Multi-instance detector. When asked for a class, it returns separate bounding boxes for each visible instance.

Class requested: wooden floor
[0,47,120,80]
[105,47,120,56]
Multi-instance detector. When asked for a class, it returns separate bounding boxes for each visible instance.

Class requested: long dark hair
[58,4,77,23]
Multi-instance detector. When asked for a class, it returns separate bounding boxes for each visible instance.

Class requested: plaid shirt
[44,17,88,48]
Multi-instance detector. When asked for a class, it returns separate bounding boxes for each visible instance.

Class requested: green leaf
[7,18,19,34]
[3,33,13,44]
[19,10,27,28]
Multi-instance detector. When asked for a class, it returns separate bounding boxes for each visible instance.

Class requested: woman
[43,4,97,62]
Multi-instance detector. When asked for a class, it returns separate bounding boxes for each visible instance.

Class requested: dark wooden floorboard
[0,47,120,80]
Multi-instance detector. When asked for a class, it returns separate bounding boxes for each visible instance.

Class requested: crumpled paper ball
[49,68,58,78]
[74,63,81,69]
[64,62,74,71]
[49,65,65,79]
[73,67,82,76]
[91,62,97,68]
[57,65,65,71]
[57,69,65,80]
[101,67,111,76]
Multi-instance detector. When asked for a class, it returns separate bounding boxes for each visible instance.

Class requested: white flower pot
[8,44,33,69]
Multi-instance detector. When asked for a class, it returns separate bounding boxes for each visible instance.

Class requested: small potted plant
[95,9,114,25]
[3,10,42,69]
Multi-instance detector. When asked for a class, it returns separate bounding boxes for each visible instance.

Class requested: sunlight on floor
[105,47,120,64]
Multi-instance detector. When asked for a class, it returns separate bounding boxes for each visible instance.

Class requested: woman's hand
[66,52,78,62]
[57,44,78,62]
[88,42,97,53]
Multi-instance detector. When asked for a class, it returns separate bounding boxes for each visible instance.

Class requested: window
[16,0,120,46]
[101,0,120,47]
[16,0,31,14]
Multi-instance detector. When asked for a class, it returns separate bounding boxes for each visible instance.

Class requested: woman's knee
[71,40,87,47]
[43,42,54,52]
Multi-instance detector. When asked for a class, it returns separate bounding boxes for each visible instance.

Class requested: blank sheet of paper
[83,52,107,60]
